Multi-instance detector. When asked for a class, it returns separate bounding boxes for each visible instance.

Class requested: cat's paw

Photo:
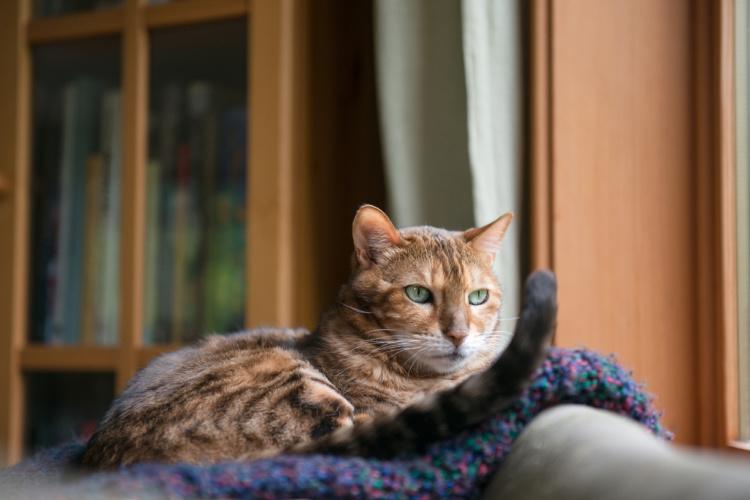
[299,377,356,439]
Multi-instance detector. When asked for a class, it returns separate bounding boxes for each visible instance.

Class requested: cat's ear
[352,205,402,268]
[463,212,513,264]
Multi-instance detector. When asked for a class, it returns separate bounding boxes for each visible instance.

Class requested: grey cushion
[484,405,750,500]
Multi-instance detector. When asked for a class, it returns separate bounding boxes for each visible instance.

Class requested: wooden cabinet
[0,0,323,465]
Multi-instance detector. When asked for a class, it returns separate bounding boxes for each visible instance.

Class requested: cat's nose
[445,330,468,348]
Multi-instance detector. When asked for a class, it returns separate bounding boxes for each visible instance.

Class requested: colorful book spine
[207,107,247,333]
[97,90,122,345]
[143,159,161,343]
[52,79,102,344]
[170,143,191,343]
[81,153,105,344]
[153,84,182,344]
[144,82,247,343]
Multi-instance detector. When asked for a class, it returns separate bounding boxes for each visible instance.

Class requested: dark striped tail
[294,270,558,458]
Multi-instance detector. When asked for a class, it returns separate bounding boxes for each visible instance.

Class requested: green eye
[405,285,432,304]
[468,289,489,305]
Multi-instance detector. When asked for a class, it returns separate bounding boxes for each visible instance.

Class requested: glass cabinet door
[28,37,122,346]
[145,20,247,344]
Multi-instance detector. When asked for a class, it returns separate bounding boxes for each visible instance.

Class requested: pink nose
[445,330,468,348]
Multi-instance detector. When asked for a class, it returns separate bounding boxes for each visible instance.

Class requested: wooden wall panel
[550,0,698,442]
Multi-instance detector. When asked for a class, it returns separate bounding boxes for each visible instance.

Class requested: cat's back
[130,327,309,389]
[82,327,323,467]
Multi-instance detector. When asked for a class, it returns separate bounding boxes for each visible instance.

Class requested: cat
[81,205,557,468]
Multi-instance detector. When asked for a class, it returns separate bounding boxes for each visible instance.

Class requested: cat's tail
[293,269,558,458]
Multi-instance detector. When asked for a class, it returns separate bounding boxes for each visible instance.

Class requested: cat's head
[348,205,512,375]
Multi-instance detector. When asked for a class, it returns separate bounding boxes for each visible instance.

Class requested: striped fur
[294,269,557,457]
[82,206,555,468]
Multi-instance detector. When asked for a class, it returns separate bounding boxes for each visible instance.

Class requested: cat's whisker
[404,346,428,377]
[349,339,424,359]
[371,339,424,345]
[483,333,514,340]
[362,328,401,336]
[340,303,374,315]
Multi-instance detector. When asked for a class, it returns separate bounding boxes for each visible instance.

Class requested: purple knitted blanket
[1,348,670,499]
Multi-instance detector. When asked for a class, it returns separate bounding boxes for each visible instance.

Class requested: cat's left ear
[352,205,402,268]
[463,212,513,264]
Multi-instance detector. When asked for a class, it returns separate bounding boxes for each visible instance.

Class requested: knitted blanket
[1,348,671,499]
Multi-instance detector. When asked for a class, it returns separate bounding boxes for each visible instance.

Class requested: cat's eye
[468,289,489,305]
[405,285,432,304]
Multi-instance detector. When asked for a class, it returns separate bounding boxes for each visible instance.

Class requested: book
[144,81,247,344]
[143,159,161,343]
[78,90,121,346]
[97,90,122,345]
[81,153,105,344]
[152,84,182,344]
[204,107,247,333]
[30,90,64,344]
[187,81,217,336]
[52,79,103,344]
[169,143,198,343]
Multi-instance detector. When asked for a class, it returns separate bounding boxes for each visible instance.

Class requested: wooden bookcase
[0,0,314,465]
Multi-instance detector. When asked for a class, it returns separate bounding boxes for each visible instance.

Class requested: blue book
[53,79,102,344]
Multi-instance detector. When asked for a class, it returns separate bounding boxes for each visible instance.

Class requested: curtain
[374,0,523,318]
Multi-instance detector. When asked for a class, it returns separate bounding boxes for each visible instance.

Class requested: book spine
[143,159,161,344]
[54,79,102,344]
[98,90,122,345]
[188,82,215,336]
[52,84,77,344]
[81,153,105,344]
[155,84,181,343]
[210,107,247,332]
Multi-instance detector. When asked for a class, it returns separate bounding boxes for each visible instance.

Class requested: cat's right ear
[352,205,402,268]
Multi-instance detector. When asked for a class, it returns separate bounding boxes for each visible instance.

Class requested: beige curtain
[374,0,523,318]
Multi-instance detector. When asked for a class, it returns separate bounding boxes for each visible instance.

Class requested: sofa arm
[483,405,750,500]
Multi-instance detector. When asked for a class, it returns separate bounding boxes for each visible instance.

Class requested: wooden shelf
[144,0,248,29]
[20,345,118,372]
[27,8,124,44]
[26,0,249,45]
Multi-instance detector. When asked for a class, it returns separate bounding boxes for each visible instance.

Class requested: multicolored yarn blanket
[2,347,671,499]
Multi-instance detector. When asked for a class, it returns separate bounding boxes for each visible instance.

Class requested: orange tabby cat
[82,205,556,467]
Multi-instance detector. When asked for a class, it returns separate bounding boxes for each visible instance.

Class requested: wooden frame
[0,0,308,466]
[0,0,30,468]
[27,8,124,43]
[694,0,723,449]
[713,0,750,454]
[531,0,748,449]
[530,0,552,271]
[533,0,726,444]
[694,0,750,454]
[144,0,248,29]
[246,0,296,327]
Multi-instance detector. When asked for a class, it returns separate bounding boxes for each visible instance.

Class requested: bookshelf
[0,0,315,465]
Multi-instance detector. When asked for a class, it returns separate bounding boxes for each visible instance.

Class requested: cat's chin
[421,352,469,374]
